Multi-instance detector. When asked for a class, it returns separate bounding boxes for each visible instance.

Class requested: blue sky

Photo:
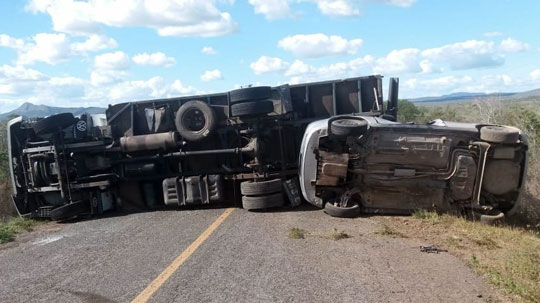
[0,0,539,111]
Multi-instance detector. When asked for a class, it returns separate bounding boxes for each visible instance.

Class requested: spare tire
[242,193,284,210]
[230,86,272,103]
[231,100,274,117]
[175,101,216,142]
[33,113,76,135]
[241,179,282,196]
[330,118,368,137]
[480,125,519,144]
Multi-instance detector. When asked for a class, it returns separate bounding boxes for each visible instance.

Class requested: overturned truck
[7,75,528,222]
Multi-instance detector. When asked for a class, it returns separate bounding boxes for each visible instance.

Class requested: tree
[397,100,422,122]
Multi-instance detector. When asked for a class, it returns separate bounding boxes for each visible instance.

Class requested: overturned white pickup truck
[299,115,527,223]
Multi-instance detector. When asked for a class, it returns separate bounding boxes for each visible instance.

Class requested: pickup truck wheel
[324,202,360,218]
[241,179,282,196]
[229,86,272,103]
[242,193,284,210]
[50,200,90,221]
[231,100,274,117]
[175,100,216,142]
[33,113,76,135]
[480,126,519,144]
[330,118,368,138]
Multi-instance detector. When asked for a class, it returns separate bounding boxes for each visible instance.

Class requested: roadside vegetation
[381,211,540,302]
[0,217,40,244]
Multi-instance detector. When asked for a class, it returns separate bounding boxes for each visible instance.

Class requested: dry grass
[0,217,40,244]
[288,227,306,239]
[329,228,350,240]
[375,224,407,238]
[0,184,17,220]
[384,212,540,303]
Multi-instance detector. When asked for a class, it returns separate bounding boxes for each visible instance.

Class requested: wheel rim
[182,108,206,132]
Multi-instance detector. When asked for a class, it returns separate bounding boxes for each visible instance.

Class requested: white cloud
[304,0,415,16]
[248,0,292,19]
[375,0,417,7]
[48,76,85,86]
[0,64,47,81]
[26,0,238,37]
[283,55,374,82]
[373,48,421,74]
[94,51,130,70]
[200,69,223,82]
[91,51,130,85]
[499,38,530,53]
[311,0,360,17]
[484,31,503,37]
[278,34,363,58]
[0,33,117,66]
[103,77,199,102]
[250,56,290,74]
[531,69,540,81]
[201,46,218,55]
[17,33,72,65]
[170,79,198,95]
[285,60,314,76]
[132,52,176,67]
[71,35,118,52]
[0,34,25,49]
[421,40,503,70]
[404,76,473,92]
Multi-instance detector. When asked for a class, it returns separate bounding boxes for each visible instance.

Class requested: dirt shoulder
[377,212,540,303]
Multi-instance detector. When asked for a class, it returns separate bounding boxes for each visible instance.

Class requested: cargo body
[7,76,388,219]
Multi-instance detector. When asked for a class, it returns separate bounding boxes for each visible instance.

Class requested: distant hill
[509,88,540,100]
[0,102,105,121]
[409,92,517,103]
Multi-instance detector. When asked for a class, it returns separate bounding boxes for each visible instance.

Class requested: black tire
[241,179,282,196]
[33,113,76,135]
[480,126,519,144]
[175,101,216,142]
[229,86,272,103]
[330,118,368,137]
[324,202,360,218]
[242,193,284,210]
[231,100,274,117]
[50,200,90,221]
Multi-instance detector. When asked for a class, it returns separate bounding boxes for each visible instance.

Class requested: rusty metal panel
[316,151,349,186]
[335,80,360,115]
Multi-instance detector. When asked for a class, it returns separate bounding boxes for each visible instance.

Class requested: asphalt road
[0,206,501,303]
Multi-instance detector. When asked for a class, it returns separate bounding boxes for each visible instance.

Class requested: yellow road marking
[131,208,235,303]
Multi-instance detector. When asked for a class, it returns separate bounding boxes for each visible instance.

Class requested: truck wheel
[231,100,274,117]
[242,193,284,210]
[33,113,76,135]
[229,86,272,103]
[324,201,360,218]
[241,179,282,196]
[50,200,90,221]
[480,126,519,144]
[175,101,216,142]
[330,118,368,138]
